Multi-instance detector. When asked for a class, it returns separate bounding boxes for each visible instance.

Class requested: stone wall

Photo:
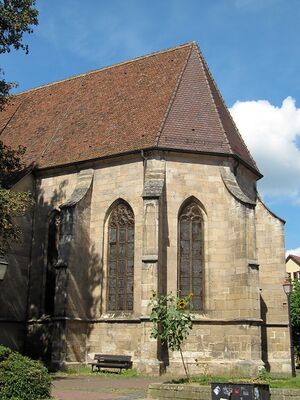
[0,173,34,351]
[89,154,144,318]
[162,153,262,374]
[27,171,77,320]
[0,151,290,375]
[255,198,290,373]
[77,152,265,375]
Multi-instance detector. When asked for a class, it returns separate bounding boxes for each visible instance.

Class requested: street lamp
[283,278,296,377]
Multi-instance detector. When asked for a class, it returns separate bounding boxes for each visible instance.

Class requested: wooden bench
[89,354,132,372]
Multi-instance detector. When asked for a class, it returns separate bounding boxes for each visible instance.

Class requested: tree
[0,0,38,255]
[149,292,193,380]
[0,0,38,107]
[291,280,300,367]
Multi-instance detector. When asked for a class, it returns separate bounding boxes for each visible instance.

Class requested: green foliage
[291,280,300,327]
[0,0,37,255]
[291,280,300,365]
[0,345,52,400]
[0,142,25,186]
[0,142,34,255]
[149,292,193,380]
[0,0,38,54]
[0,187,33,255]
[257,367,272,381]
[0,75,15,111]
[168,374,300,388]
[0,0,38,109]
[149,292,193,352]
[0,344,12,361]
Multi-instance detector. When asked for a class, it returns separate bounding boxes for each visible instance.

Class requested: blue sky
[2,0,300,253]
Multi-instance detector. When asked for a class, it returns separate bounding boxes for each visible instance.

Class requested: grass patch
[268,377,300,389]
[167,372,300,389]
[52,365,139,378]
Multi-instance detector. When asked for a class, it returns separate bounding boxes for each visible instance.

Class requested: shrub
[0,345,52,400]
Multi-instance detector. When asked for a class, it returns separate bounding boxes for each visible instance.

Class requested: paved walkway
[52,375,164,400]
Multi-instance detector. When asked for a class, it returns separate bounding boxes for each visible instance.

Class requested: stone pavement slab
[52,375,164,400]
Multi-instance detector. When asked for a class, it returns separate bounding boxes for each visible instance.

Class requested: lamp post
[283,279,296,377]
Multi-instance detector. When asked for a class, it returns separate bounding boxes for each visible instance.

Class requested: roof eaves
[33,146,263,180]
[156,146,262,178]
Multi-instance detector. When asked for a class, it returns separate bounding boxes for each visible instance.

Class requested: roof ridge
[155,43,193,146]
[286,254,300,265]
[12,42,195,97]
[1,41,262,172]
[193,44,231,148]
[194,43,257,169]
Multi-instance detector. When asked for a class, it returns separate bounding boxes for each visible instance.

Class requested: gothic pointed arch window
[107,201,134,311]
[178,199,204,311]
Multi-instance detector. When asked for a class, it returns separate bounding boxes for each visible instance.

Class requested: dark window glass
[178,201,204,311]
[107,202,134,311]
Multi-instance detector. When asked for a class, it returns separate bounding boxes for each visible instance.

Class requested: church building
[0,42,291,375]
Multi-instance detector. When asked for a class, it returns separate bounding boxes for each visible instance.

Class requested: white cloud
[229,97,300,201]
[286,247,300,257]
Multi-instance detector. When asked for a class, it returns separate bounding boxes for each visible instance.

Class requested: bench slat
[95,363,131,368]
[89,354,132,372]
[94,354,131,361]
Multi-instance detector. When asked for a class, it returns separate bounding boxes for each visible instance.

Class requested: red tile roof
[0,42,260,174]
[286,254,300,266]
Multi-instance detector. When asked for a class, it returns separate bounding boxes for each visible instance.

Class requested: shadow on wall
[0,174,35,351]
[158,182,170,372]
[260,295,270,371]
[24,179,67,361]
[24,176,102,368]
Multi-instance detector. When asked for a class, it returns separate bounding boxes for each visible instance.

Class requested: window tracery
[107,202,134,311]
[178,201,204,311]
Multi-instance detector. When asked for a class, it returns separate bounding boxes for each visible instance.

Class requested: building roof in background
[286,254,300,266]
[0,42,259,174]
